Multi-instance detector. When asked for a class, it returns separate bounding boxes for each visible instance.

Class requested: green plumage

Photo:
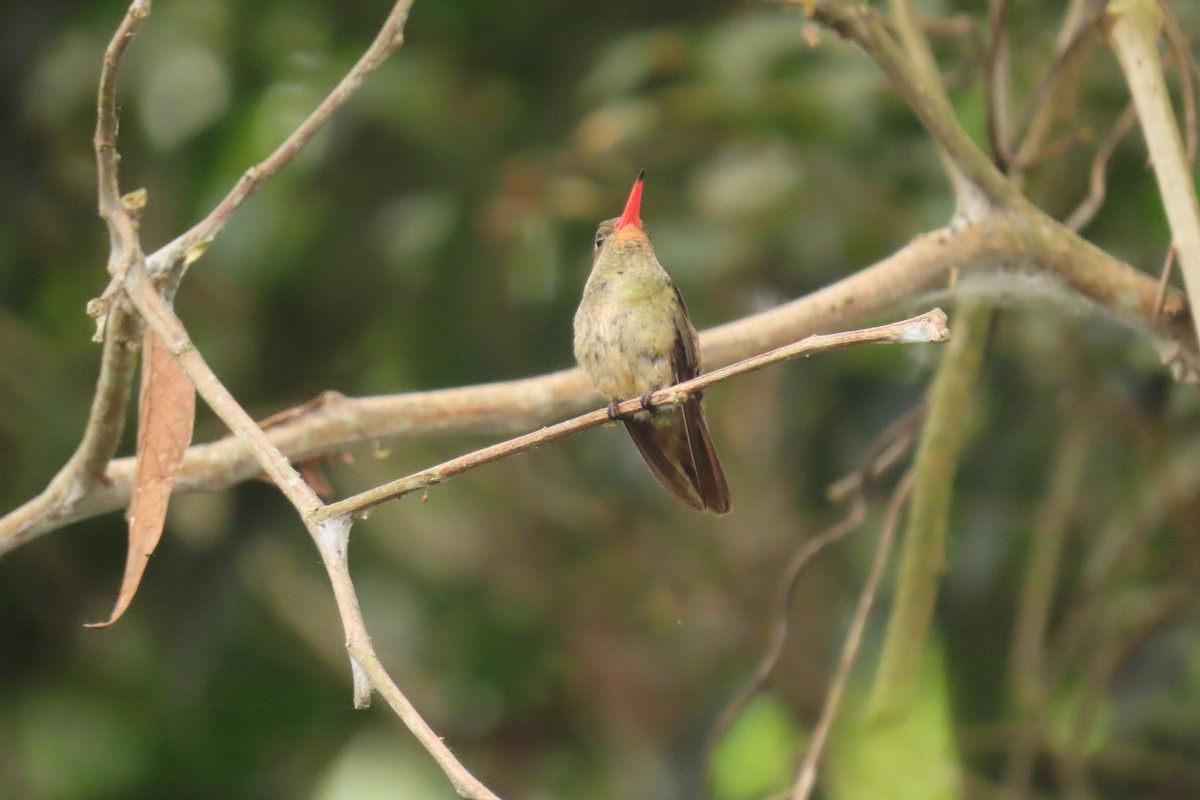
[573,212,731,515]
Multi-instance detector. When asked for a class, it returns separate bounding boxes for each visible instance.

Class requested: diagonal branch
[789,0,1022,209]
[122,266,325,518]
[124,260,502,800]
[791,472,914,800]
[699,403,922,796]
[315,310,950,521]
[1010,0,1108,172]
[1107,0,1200,342]
[1064,103,1138,232]
[984,0,1013,169]
[147,0,416,282]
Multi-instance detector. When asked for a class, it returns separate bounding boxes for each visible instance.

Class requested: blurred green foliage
[711,695,802,799]
[829,643,958,800]
[2,1,1200,798]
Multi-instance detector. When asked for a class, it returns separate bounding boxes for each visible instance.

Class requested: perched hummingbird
[573,172,731,514]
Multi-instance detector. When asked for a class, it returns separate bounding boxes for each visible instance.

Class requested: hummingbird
[573,172,731,514]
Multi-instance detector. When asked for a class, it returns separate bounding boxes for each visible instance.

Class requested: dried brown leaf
[87,330,195,627]
[297,459,335,500]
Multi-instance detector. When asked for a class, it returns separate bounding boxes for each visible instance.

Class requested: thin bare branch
[147,0,416,280]
[791,472,914,800]
[316,310,950,521]
[314,518,505,800]
[89,0,154,465]
[1152,246,1177,320]
[700,405,919,796]
[1158,0,1198,167]
[700,506,866,798]
[1064,103,1138,232]
[95,0,150,257]
[1107,0,1200,342]
[789,0,1021,210]
[827,401,924,503]
[1011,0,1105,171]
[984,0,1013,168]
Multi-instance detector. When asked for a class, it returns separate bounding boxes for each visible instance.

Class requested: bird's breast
[574,275,677,401]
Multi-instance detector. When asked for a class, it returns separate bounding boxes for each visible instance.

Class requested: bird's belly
[574,301,675,401]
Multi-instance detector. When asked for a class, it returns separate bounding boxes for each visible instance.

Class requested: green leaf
[710,695,803,800]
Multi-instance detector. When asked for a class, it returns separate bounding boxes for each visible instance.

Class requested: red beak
[614,170,645,230]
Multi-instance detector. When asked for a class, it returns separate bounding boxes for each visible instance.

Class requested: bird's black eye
[594,232,606,248]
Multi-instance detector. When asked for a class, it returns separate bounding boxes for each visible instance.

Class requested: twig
[316,310,951,521]
[1011,0,1105,171]
[827,401,925,503]
[1014,126,1096,171]
[790,472,914,800]
[89,0,154,465]
[790,0,1022,210]
[1107,0,1200,343]
[700,402,917,796]
[1158,0,1198,167]
[1034,438,1200,787]
[146,0,416,281]
[1151,246,1177,320]
[1063,103,1138,232]
[95,0,151,264]
[700,506,865,797]
[886,0,991,213]
[315,518,504,800]
[984,0,1013,169]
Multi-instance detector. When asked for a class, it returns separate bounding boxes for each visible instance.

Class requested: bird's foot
[606,400,623,421]
[639,388,657,414]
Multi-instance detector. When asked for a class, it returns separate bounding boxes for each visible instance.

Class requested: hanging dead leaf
[297,459,335,499]
[87,329,195,627]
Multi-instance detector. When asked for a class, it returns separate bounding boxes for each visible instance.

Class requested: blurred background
[2,1,1200,798]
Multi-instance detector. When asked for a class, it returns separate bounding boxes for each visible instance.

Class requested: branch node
[351,656,373,709]
[122,187,148,216]
[898,307,950,342]
[315,516,351,564]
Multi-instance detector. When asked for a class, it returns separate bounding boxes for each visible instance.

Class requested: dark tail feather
[623,398,731,515]
[682,397,731,514]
